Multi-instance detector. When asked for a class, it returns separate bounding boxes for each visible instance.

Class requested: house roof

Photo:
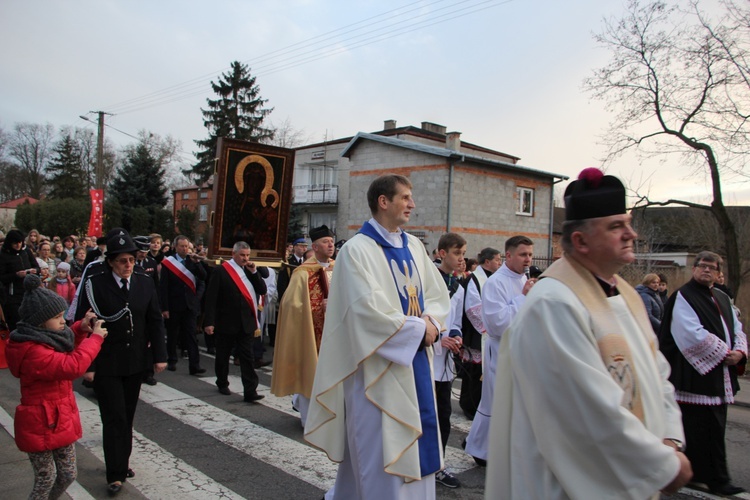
[341,132,568,181]
[0,196,39,208]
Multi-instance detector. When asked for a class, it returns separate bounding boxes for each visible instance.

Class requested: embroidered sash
[359,221,442,477]
[162,256,196,294]
[222,261,261,337]
[542,255,656,422]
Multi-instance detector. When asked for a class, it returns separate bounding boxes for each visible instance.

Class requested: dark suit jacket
[203,264,267,335]
[159,256,207,313]
[276,254,303,302]
[75,268,167,376]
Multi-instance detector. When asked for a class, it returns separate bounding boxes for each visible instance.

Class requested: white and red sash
[162,256,197,294]
[222,261,261,336]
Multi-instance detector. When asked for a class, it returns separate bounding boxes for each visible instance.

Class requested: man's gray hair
[232,241,251,253]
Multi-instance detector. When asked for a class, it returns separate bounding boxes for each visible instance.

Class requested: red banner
[88,189,104,237]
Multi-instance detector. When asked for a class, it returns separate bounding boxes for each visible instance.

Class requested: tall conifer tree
[188,61,275,184]
[46,133,87,199]
[111,142,168,231]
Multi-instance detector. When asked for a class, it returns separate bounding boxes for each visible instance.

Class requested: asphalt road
[1,348,749,499]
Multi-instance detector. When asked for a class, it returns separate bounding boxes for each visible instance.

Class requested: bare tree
[584,0,750,298]
[268,117,312,149]
[7,122,55,198]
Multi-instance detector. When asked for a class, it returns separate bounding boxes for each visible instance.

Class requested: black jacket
[203,263,267,335]
[277,254,303,301]
[75,268,167,376]
[0,245,39,303]
[159,256,207,313]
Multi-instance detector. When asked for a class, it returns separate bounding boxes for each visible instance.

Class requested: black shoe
[709,483,746,496]
[181,350,188,359]
[244,394,265,403]
[107,482,122,496]
[143,377,157,386]
[218,387,231,395]
[190,367,207,375]
[253,359,272,369]
[207,347,216,355]
[126,469,135,479]
[167,364,176,372]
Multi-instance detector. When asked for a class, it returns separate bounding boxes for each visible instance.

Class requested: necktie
[120,278,129,294]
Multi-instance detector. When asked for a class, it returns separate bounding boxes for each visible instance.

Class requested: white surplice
[464,263,526,461]
[305,218,450,500]
[486,277,683,499]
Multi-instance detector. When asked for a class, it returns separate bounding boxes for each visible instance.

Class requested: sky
[1,0,748,206]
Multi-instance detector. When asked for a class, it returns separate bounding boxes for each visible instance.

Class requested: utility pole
[96,111,105,189]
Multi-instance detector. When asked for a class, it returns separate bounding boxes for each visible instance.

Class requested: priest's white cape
[486,257,684,499]
[304,228,450,482]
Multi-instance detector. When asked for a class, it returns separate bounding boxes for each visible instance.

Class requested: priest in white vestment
[485,168,692,499]
[465,236,535,464]
[305,174,450,500]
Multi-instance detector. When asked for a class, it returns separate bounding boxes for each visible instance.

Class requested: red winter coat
[6,321,104,453]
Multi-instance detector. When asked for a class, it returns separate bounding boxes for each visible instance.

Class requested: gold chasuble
[271,258,334,398]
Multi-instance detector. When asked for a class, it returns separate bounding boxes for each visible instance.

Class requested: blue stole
[358,221,441,477]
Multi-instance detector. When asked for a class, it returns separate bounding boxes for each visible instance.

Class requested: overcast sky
[2,0,747,205]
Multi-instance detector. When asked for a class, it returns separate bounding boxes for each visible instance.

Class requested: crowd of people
[0,167,747,499]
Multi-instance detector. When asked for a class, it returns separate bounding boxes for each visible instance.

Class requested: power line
[102,0,511,116]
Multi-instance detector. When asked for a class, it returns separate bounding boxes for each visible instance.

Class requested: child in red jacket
[48,261,76,306]
[6,274,107,500]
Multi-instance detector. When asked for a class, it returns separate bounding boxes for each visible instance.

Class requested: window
[199,191,208,199]
[516,187,534,216]
[199,204,208,222]
[182,193,190,200]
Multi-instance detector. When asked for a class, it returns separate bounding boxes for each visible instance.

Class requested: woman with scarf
[0,230,41,330]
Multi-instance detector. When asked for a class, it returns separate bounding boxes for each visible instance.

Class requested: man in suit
[203,241,267,402]
[159,235,207,375]
[76,233,167,495]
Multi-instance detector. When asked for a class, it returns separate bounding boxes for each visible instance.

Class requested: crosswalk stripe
[0,402,96,500]
[196,375,478,474]
[138,381,338,491]
[75,394,244,499]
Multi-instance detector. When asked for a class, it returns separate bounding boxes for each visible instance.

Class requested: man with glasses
[660,251,747,496]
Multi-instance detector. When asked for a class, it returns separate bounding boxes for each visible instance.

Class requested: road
[1,349,749,499]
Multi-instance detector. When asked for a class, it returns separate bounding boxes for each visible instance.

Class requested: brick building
[293,120,567,258]
[172,184,212,242]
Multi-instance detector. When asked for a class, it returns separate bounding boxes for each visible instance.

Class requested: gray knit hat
[18,274,69,326]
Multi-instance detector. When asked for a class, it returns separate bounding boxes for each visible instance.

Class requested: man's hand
[246,261,256,273]
[162,311,170,319]
[661,451,692,494]
[522,278,536,295]
[154,363,167,374]
[423,316,439,345]
[725,350,745,366]
[15,269,27,278]
[441,336,462,354]
[204,326,215,336]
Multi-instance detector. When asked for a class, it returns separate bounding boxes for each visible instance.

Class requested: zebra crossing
[0,359,727,500]
[0,360,486,499]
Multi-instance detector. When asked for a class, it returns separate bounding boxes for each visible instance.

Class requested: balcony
[293,184,338,204]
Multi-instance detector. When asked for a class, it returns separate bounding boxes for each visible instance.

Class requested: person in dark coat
[203,241,267,402]
[159,235,206,374]
[75,233,167,496]
[635,273,664,332]
[0,230,40,330]
[276,237,307,302]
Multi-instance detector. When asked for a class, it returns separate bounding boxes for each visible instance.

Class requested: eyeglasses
[695,263,719,271]
[114,257,135,264]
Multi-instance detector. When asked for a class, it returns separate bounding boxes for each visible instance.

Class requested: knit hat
[56,261,71,272]
[18,274,68,326]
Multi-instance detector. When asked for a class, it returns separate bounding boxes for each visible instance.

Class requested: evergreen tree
[110,142,168,232]
[46,133,88,199]
[188,61,275,184]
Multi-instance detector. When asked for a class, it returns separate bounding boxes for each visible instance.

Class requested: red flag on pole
[88,189,104,237]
